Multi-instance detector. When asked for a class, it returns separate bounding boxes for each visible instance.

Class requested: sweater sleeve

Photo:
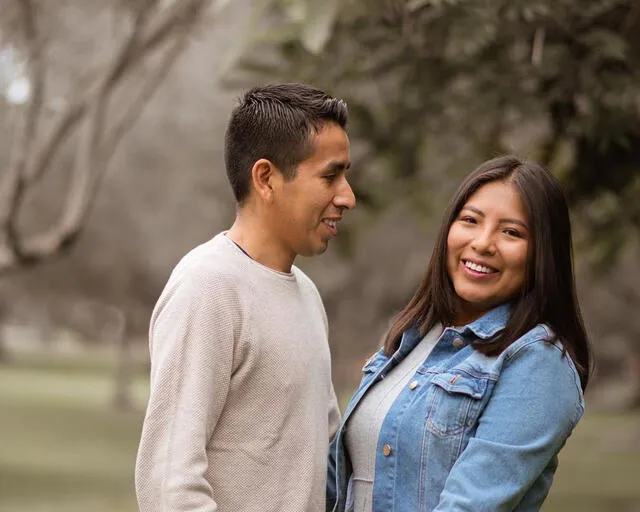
[135,269,240,512]
[328,385,341,442]
[297,269,340,441]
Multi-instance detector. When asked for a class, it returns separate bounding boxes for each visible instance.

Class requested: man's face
[269,122,355,259]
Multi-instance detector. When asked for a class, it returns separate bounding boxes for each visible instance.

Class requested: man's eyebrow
[461,205,529,229]
[323,161,351,172]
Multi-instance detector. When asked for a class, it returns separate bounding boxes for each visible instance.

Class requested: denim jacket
[327,304,585,512]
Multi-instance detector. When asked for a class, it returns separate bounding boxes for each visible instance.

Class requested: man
[135,83,356,512]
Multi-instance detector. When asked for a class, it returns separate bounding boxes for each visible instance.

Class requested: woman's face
[446,180,530,326]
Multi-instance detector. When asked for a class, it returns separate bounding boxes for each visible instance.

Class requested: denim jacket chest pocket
[421,370,492,437]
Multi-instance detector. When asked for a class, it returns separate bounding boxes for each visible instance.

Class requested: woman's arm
[433,339,584,511]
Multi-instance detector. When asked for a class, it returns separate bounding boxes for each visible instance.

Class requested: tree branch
[16,0,45,170]
[104,27,193,160]
[531,27,545,66]
[25,0,209,186]
[0,0,46,260]
[0,0,210,274]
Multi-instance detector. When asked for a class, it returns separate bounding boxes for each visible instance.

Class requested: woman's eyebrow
[461,205,528,229]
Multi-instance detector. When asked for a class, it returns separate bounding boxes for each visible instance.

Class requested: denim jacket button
[383,444,392,456]
[409,380,418,390]
[452,337,464,349]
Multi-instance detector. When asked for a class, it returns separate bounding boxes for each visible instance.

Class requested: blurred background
[1,0,639,510]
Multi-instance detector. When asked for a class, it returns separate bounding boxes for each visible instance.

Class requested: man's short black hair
[224,83,348,203]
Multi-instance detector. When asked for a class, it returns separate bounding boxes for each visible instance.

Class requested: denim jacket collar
[396,325,429,359]
[452,302,512,342]
[398,302,512,354]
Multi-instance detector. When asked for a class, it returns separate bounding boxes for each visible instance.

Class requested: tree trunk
[0,307,8,363]
[628,352,640,409]
[110,309,135,412]
[0,331,7,363]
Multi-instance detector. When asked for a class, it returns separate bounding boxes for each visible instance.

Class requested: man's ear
[251,158,280,202]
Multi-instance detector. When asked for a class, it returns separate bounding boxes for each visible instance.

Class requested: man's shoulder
[179,234,244,270]
[291,265,320,292]
[169,235,247,290]
[291,266,326,323]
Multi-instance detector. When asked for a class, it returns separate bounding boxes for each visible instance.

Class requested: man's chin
[298,241,329,258]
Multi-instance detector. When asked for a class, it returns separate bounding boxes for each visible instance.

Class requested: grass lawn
[543,411,640,511]
[1,356,639,511]
[0,356,147,512]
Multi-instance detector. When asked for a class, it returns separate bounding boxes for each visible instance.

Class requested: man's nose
[334,176,356,211]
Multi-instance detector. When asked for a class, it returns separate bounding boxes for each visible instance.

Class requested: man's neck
[226,214,295,273]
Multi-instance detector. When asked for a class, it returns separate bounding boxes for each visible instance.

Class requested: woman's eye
[460,216,476,224]
[504,228,520,237]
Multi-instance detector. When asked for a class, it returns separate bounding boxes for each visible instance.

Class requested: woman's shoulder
[505,323,556,354]
[503,323,584,401]
[504,323,573,365]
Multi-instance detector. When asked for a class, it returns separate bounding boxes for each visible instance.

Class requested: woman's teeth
[464,261,496,274]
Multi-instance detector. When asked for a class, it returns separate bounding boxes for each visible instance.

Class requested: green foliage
[230,0,640,270]
[280,0,341,54]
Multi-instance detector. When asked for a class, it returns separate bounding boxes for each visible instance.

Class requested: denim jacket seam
[559,402,584,442]
[566,360,586,408]
[454,367,498,381]
[540,327,585,403]
[538,325,584,402]
[574,401,583,423]
[504,331,559,362]
[421,366,498,382]
[547,337,585,403]
[505,331,584,418]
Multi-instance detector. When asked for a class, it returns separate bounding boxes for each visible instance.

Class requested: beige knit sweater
[135,233,341,512]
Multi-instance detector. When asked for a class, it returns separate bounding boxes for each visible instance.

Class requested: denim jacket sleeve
[433,338,584,511]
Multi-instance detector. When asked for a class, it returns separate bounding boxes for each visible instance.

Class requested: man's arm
[328,385,341,442]
[135,270,238,512]
[326,429,340,512]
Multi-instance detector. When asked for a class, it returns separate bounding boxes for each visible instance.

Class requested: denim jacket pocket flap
[430,372,487,400]
[426,372,489,437]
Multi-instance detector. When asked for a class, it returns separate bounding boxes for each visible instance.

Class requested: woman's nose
[470,231,495,255]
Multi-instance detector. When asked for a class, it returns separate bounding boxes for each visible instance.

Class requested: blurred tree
[0,0,360,397]
[0,0,345,276]
[229,0,640,262]
[226,0,640,403]
[0,0,212,275]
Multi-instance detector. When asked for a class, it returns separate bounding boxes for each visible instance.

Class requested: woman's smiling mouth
[462,259,499,276]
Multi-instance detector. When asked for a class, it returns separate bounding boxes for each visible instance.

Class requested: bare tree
[0,0,212,274]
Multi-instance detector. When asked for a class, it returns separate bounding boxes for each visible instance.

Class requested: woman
[327,155,591,512]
